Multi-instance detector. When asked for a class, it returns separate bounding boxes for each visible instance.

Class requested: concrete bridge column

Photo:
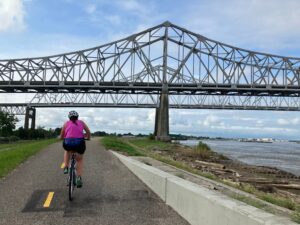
[155,24,170,141]
[155,87,170,141]
[30,108,36,129]
[154,107,159,137]
[24,107,36,130]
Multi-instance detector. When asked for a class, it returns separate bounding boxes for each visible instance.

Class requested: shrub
[8,136,20,142]
[148,133,155,140]
[193,141,213,159]
[0,137,9,143]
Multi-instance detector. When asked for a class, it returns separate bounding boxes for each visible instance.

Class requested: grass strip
[231,194,271,211]
[258,193,296,211]
[292,208,300,223]
[0,139,58,178]
[101,136,144,156]
[129,138,169,150]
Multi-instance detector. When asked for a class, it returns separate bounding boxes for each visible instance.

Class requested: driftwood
[195,160,241,177]
[195,160,225,169]
[212,170,227,175]
[277,190,300,204]
[238,178,289,185]
[277,189,298,197]
[269,184,300,190]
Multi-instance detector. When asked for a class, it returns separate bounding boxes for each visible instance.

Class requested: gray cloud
[0,0,26,32]
[182,0,300,55]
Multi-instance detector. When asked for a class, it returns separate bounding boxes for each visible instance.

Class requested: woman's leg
[64,150,71,168]
[76,154,83,176]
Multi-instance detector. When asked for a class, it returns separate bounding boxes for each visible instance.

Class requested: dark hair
[70,116,78,124]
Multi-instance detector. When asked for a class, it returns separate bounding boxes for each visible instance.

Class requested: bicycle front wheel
[68,166,75,201]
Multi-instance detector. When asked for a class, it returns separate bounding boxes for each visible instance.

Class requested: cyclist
[60,110,91,188]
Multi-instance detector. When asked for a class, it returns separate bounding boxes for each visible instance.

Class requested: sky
[1,0,300,139]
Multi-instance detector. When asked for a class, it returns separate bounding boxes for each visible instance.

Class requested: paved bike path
[0,139,189,225]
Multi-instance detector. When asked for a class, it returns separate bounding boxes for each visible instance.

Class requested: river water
[180,140,300,176]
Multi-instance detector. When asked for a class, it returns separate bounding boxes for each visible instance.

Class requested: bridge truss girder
[1,93,300,114]
[0,105,27,115]
[2,21,300,137]
[0,22,300,98]
[29,93,300,111]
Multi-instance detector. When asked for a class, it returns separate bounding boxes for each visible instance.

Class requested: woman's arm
[60,123,66,140]
[82,121,91,139]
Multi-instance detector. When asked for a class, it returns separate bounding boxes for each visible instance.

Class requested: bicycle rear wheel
[68,166,75,201]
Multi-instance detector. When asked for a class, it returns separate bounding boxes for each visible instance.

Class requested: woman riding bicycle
[60,110,91,188]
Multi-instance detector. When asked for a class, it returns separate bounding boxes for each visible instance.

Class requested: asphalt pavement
[0,138,189,225]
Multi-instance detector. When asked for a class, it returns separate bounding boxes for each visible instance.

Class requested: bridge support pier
[154,108,159,137]
[155,91,170,142]
[24,107,36,130]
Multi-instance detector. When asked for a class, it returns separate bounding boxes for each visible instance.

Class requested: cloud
[80,0,164,35]
[85,4,96,14]
[104,15,121,26]
[196,114,222,127]
[116,0,159,20]
[12,106,300,140]
[183,0,300,55]
[277,117,300,126]
[27,108,155,134]
[119,0,144,12]
[0,0,26,32]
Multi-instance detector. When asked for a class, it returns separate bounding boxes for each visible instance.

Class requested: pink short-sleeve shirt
[64,120,85,138]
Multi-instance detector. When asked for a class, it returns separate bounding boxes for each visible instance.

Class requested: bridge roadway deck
[1,82,300,96]
[0,139,189,225]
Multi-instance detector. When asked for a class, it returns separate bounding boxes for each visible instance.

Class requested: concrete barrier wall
[113,152,171,201]
[112,151,297,225]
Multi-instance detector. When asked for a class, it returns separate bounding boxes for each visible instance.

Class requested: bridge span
[1,21,300,140]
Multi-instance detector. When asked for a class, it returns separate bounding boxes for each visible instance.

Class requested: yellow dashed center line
[43,192,54,208]
[60,163,65,169]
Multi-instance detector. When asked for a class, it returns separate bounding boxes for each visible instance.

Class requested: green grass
[224,181,257,194]
[0,139,58,178]
[292,208,300,223]
[258,193,296,211]
[101,136,144,156]
[223,179,299,214]
[129,138,169,150]
[232,194,268,210]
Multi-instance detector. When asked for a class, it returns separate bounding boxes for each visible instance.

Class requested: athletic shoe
[63,167,68,174]
[76,176,83,188]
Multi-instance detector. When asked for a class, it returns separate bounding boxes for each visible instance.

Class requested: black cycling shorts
[63,138,86,155]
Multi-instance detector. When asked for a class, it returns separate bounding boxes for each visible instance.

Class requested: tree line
[0,111,61,142]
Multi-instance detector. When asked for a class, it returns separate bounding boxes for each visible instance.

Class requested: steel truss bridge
[1,21,300,139]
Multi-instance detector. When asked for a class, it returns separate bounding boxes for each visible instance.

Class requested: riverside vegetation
[101,136,300,223]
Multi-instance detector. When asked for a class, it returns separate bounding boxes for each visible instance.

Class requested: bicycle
[66,138,89,201]
[68,152,77,201]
